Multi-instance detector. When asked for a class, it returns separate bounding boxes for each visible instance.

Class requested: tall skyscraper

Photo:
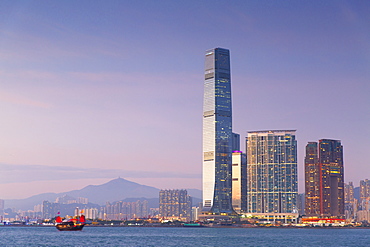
[304,139,344,217]
[304,142,320,216]
[246,130,298,213]
[202,48,234,214]
[319,139,344,217]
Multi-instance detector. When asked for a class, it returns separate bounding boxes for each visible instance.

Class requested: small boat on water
[183,222,203,227]
[55,215,86,231]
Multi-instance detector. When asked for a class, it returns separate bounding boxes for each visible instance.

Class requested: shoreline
[1,225,370,229]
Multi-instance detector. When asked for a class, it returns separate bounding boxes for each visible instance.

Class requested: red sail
[79,215,85,223]
[56,216,62,223]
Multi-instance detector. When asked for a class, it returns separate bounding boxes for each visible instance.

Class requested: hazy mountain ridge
[6,193,59,211]
[5,178,202,210]
[5,178,359,211]
[60,178,161,205]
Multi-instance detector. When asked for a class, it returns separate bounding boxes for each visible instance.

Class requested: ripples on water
[0,226,369,246]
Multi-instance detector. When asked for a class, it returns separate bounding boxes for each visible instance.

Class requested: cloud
[0,163,200,184]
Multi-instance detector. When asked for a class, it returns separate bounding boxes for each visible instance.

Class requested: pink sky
[0,1,369,199]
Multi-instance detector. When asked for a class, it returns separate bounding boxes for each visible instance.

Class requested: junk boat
[55,215,86,231]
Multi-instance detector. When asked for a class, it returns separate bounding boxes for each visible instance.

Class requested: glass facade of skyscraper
[202,48,234,214]
[304,139,344,217]
[304,142,320,216]
[246,130,298,213]
[319,139,344,217]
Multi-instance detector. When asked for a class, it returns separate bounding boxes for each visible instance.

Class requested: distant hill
[5,178,202,210]
[5,193,59,211]
[5,178,159,210]
[64,177,160,205]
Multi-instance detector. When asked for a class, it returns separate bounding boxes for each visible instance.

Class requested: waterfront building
[241,212,299,224]
[191,206,200,221]
[246,130,298,214]
[74,207,81,216]
[202,48,234,215]
[304,142,320,216]
[159,189,192,222]
[304,139,344,218]
[356,197,370,223]
[360,179,370,205]
[84,208,99,220]
[344,182,355,221]
[42,201,60,219]
[103,200,148,220]
[344,182,354,204]
[232,151,246,213]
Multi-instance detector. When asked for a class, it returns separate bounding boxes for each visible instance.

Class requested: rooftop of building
[247,130,296,134]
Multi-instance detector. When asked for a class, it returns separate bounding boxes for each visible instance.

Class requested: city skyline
[0,1,369,199]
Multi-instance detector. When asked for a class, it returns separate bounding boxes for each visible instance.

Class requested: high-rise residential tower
[360,179,370,205]
[246,130,298,213]
[202,48,234,214]
[304,142,320,216]
[344,182,355,221]
[344,182,354,205]
[159,189,192,222]
[304,139,344,217]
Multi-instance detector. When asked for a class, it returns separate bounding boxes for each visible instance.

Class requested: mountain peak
[63,177,160,205]
[108,177,136,184]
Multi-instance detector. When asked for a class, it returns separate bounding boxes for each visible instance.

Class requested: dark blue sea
[0,226,369,246]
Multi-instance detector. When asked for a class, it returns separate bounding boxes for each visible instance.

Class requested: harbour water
[0,226,369,246]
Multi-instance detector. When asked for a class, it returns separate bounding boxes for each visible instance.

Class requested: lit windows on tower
[202,48,234,215]
[246,130,298,214]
